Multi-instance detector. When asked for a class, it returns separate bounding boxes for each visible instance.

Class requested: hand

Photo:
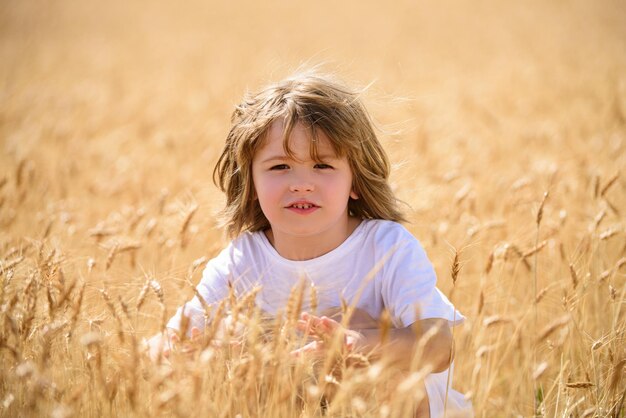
[291,312,365,357]
[145,327,202,362]
[319,307,378,330]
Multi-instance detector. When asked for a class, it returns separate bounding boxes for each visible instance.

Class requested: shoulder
[359,220,432,273]
[360,219,419,248]
[209,230,268,266]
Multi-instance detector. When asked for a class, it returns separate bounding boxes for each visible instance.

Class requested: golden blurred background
[1,0,625,416]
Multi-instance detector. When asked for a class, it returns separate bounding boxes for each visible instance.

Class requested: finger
[301,312,324,328]
[291,340,324,357]
[148,345,160,362]
[303,312,326,323]
[145,336,161,362]
[162,344,171,358]
[345,334,356,352]
[190,327,201,340]
[298,313,323,333]
[319,316,340,334]
[296,319,310,332]
[299,316,335,339]
[298,315,324,330]
[165,332,179,355]
[320,316,336,328]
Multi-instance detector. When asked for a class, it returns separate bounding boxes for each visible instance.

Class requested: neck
[265,217,361,261]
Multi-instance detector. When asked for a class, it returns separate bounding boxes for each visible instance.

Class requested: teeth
[293,204,312,209]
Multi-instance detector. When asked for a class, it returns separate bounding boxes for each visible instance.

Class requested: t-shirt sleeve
[381,232,464,328]
[166,244,233,334]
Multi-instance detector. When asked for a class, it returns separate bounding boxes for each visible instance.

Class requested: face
[251,120,358,255]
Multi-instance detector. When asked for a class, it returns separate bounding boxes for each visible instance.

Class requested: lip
[285,200,320,214]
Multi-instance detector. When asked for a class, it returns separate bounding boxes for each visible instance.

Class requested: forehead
[257,120,339,160]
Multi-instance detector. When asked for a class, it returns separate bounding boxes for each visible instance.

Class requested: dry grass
[1,0,625,416]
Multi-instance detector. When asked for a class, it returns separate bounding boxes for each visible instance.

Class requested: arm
[295,309,454,373]
[356,318,454,373]
[375,226,462,372]
[145,311,249,362]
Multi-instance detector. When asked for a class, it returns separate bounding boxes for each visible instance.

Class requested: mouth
[286,201,319,211]
[289,203,317,209]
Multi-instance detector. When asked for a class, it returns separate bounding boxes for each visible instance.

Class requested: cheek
[250,172,259,200]
[251,167,270,201]
[330,176,357,203]
[344,173,358,199]
[254,176,280,204]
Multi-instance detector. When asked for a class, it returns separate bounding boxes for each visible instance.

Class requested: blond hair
[213,71,406,237]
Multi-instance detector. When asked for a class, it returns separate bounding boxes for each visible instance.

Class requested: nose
[289,172,314,193]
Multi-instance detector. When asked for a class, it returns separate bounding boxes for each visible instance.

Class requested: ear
[350,189,359,200]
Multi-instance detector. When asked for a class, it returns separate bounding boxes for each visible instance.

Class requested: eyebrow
[260,154,338,164]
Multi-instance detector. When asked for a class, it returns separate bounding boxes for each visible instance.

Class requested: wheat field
[1,0,625,417]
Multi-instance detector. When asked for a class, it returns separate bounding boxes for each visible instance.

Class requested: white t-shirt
[167,219,472,417]
[168,219,463,331]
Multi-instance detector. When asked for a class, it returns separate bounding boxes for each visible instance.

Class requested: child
[149,71,472,417]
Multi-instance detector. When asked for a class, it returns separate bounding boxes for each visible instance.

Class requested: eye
[270,164,289,170]
[314,163,333,169]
